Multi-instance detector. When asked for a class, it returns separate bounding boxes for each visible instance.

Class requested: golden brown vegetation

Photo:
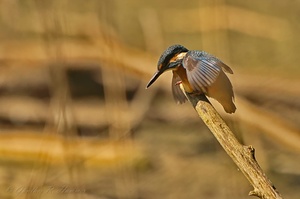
[0,0,299,199]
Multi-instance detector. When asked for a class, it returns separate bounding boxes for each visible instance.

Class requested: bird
[146,44,236,113]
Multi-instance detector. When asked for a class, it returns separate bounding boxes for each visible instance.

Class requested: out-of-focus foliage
[0,0,299,199]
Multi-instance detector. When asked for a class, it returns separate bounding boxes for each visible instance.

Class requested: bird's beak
[146,70,163,89]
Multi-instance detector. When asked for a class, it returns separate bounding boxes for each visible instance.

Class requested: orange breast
[174,65,194,93]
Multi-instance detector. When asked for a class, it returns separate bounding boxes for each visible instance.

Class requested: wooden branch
[179,84,283,199]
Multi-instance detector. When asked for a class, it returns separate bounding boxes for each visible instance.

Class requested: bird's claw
[175,81,182,86]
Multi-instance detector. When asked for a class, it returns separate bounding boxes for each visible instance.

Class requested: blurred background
[0,0,299,198]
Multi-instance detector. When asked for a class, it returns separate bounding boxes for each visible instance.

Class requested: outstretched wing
[182,50,233,93]
[171,72,187,104]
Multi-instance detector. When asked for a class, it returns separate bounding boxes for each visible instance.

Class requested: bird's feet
[175,80,182,86]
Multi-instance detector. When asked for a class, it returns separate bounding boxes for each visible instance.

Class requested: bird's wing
[171,72,187,104]
[183,51,233,93]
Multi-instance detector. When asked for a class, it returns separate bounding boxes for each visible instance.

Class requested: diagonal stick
[179,84,283,199]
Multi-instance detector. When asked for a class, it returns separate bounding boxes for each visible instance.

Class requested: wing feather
[191,72,206,92]
[171,72,187,104]
[183,50,232,93]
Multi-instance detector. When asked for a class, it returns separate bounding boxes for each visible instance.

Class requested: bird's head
[146,44,188,88]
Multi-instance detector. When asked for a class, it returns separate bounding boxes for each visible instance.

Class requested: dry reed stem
[179,84,283,199]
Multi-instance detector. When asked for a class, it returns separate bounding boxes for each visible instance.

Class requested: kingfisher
[146,44,236,113]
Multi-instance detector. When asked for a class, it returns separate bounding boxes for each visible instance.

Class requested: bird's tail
[207,71,236,114]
